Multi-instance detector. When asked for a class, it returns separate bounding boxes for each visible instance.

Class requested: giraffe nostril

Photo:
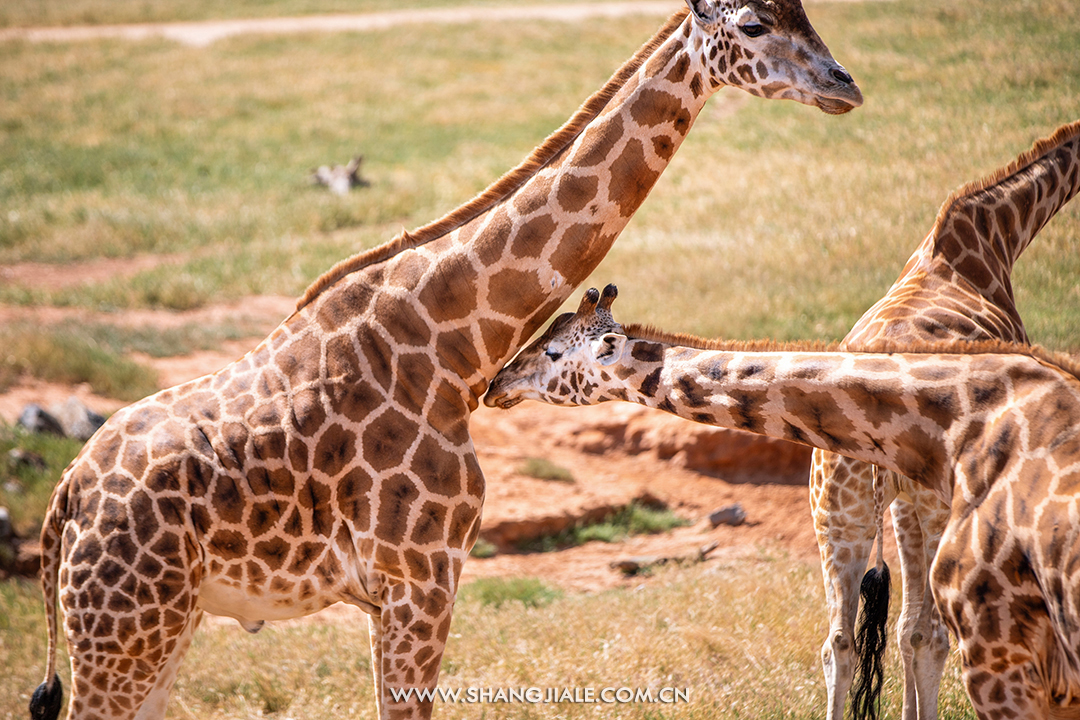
[830,67,853,85]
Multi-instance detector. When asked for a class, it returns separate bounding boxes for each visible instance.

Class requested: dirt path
[0,0,886,47]
[0,2,678,47]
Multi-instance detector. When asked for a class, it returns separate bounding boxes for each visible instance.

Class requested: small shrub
[517,457,574,483]
[468,537,497,559]
[521,501,692,552]
[458,577,562,609]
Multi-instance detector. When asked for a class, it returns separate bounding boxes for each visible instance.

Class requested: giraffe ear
[592,333,627,366]
[684,0,716,24]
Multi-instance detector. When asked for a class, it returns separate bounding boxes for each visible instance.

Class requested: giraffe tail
[850,469,890,720]
[29,476,67,720]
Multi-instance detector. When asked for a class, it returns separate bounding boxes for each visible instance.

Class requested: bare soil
[0,287,899,593]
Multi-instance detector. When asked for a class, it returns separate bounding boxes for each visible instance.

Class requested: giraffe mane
[620,325,1080,382]
[620,324,841,353]
[296,9,692,311]
[928,118,1080,236]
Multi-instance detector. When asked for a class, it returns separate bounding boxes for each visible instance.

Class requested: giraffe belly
[196,574,344,625]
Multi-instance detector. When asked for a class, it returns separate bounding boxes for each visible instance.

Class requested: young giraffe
[485,284,1080,720]
[30,3,861,719]
[819,118,1080,720]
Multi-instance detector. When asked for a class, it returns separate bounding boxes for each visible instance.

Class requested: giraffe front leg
[374,579,456,720]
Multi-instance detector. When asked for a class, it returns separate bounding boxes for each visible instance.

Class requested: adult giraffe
[29,2,860,719]
[818,118,1080,720]
[485,284,1080,720]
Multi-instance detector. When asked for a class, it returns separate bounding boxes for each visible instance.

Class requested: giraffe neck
[596,337,1076,499]
[303,13,721,407]
[848,120,1080,346]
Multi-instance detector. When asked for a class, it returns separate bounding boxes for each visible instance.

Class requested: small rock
[49,396,105,441]
[17,404,65,437]
[709,503,747,527]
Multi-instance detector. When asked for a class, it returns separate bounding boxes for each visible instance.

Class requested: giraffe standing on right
[816,118,1080,720]
[484,285,1080,720]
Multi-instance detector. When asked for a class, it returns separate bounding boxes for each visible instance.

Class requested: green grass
[0,427,84,537]
[0,325,159,401]
[522,501,692,552]
[458,576,563,609]
[0,554,977,719]
[1,0,1077,348]
[517,457,575,483]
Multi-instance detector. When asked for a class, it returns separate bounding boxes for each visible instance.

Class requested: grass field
[1,554,978,720]
[1,0,1078,717]
[1,0,1077,344]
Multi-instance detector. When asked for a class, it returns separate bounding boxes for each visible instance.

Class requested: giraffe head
[684,0,862,113]
[485,284,625,408]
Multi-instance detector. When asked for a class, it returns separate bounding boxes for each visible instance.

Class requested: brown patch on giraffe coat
[377,293,434,347]
[547,223,606,286]
[608,139,662,217]
[325,334,360,380]
[429,382,470,446]
[916,386,961,430]
[512,174,555,217]
[575,114,624,168]
[336,466,373,531]
[404,549,431,583]
[410,502,447,546]
[288,541,324,575]
[511,212,559,258]
[315,279,376,332]
[131,490,158,545]
[376,474,421,546]
[838,377,908,429]
[208,529,247,561]
[417,254,479,323]
[447,504,478,549]
[254,536,290,571]
[299,476,334,536]
[651,134,676,161]
[387,252,430,290]
[357,325,394,392]
[362,408,416,474]
[479,317,516,367]
[394,353,435,415]
[780,388,860,453]
[556,174,600,214]
[312,423,356,479]
[435,327,482,382]
[631,341,664,363]
[665,53,689,84]
[411,436,462,497]
[248,499,284,536]
[290,387,327,438]
[327,376,382,425]
[488,267,546,318]
[894,426,946,484]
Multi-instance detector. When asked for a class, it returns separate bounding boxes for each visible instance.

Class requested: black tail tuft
[851,563,891,720]
[29,674,63,720]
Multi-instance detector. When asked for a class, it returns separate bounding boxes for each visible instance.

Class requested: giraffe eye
[740,23,767,37]
[545,349,562,361]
